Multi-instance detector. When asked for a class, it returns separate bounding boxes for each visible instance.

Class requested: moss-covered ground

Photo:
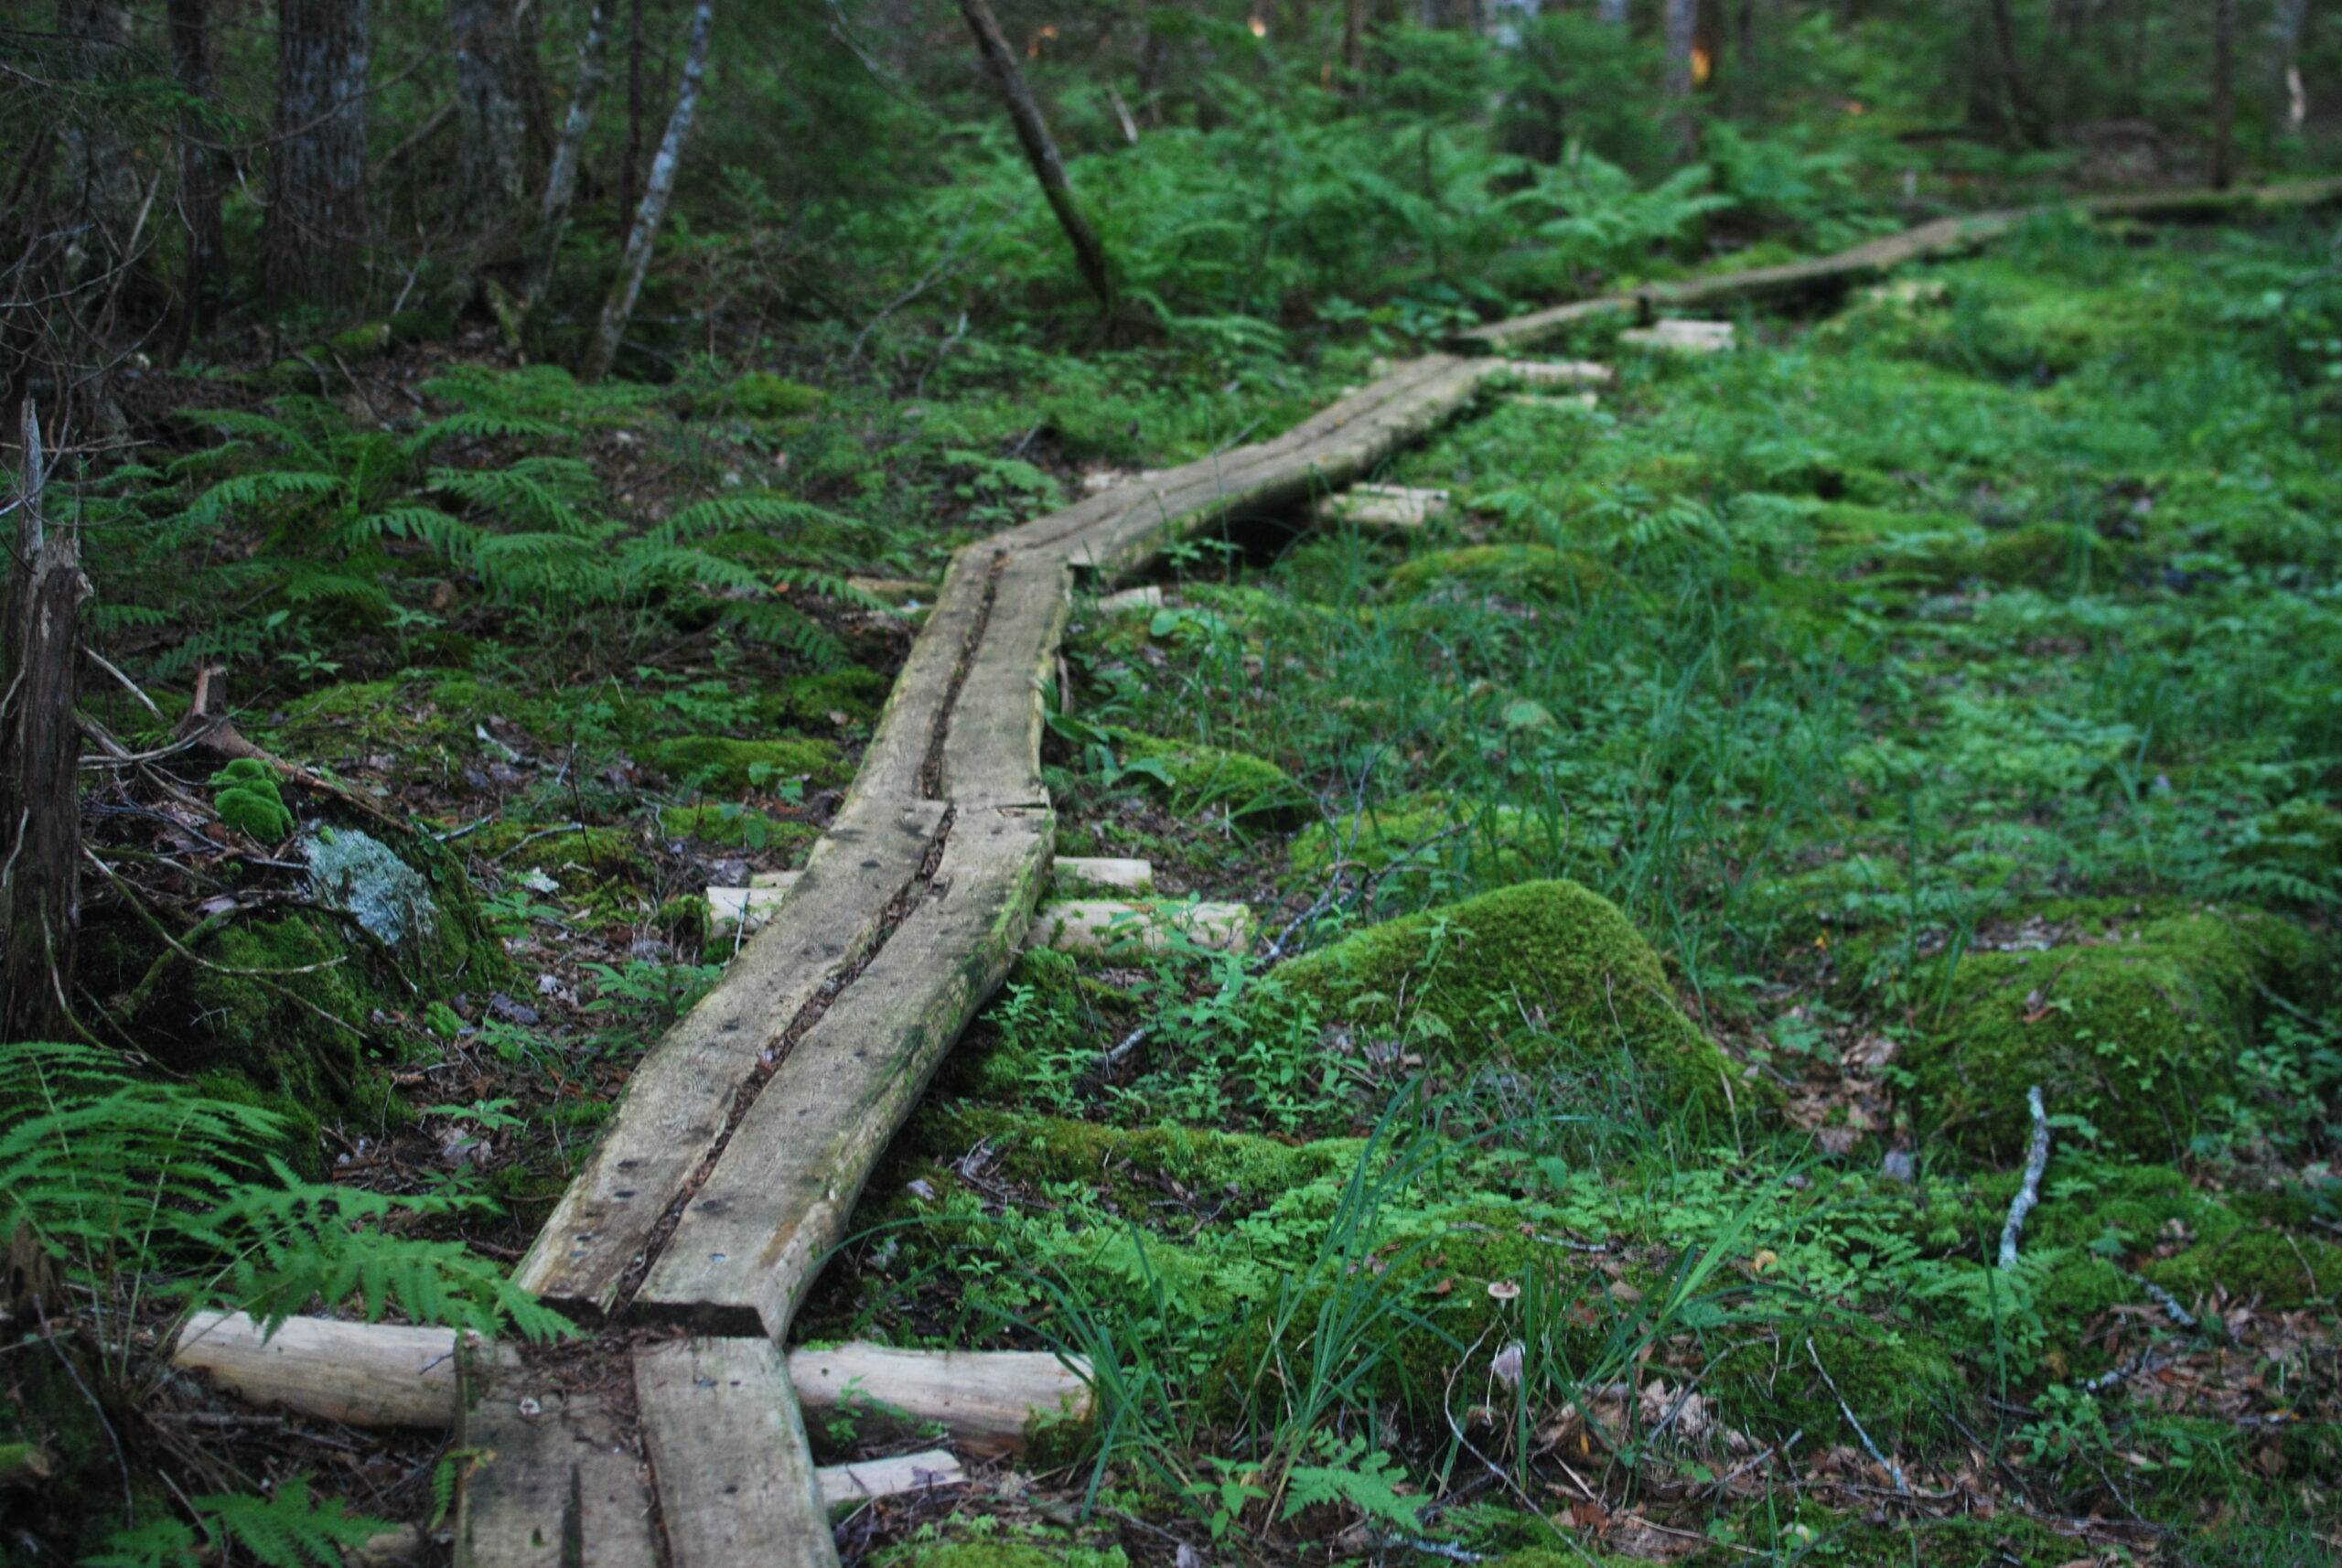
[19,218,2342,1563]
[799,217,2342,1563]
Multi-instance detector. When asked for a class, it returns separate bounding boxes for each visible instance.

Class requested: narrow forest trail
[158,177,2340,1568]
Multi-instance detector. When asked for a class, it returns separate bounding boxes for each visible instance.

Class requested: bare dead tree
[166,0,224,351]
[584,0,712,381]
[2,403,91,1042]
[955,0,1116,314]
[523,0,614,317]
[265,0,372,306]
[2213,0,2237,188]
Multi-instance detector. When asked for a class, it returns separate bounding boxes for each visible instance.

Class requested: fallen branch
[1998,1084,2050,1269]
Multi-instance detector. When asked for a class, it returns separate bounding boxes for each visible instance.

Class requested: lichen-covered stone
[650,734,848,791]
[1274,881,1748,1112]
[1906,909,2325,1159]
[302,825,439,950]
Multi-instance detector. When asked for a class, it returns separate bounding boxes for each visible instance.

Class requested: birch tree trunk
[584,0,712,381]
[2272,0,2310,132]
[451,0,533,215]
[2213,0,2237,188]
[1,404,91,1043]
[956,0,1115,314]
[167,0,225,346]
[523,0,612,315]
[265,0,371,305]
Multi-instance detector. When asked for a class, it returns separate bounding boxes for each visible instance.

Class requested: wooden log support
[637,807,1054,1337]
[515,794,949,1320]
[1051,856,1153,895]
[173,1313,1091,1457]
[817,1449,964,1508]
[1026,898,1254,957]
[1092,584,1164,613]
[1495,359,1613,386]
[634,1338,836,1568]
[1621,318,1735,354]
[1316,484,1448,532]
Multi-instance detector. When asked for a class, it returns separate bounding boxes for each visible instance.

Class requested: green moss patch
[1708,1317,1968,1453]
[1907,909,2325,1159]
[657,802,820,854]
[1101,726,1308,821]
[1385,544,1615,605]
[717,371,827,420]
[650,734,849,791]
[1275,881,1750,1112]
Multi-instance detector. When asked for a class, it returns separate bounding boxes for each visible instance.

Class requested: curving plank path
[456,177,2338,1566]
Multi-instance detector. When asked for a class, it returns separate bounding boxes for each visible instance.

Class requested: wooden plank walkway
[457,178,2342,1565]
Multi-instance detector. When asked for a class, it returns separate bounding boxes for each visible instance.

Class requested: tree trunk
[584,0,712,381]
[1985,0,2047,145]
[618,0,649,248]
[1488,0,1539,49]
[2213,0,2236,188]
[167,0,225,349]
[1598,0,1628,26]
[523,0,613,316]
[2272,0,2310,131]
[1,404,91,1043]
[265,0,371,306]
[955,0,1115,314]
[1732,0,1761,118]
[1340,0,1369,83]
[1663,0,1698,152]
[451,0,533,215]
[54,0,139,267]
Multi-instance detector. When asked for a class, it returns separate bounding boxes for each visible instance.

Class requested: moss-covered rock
[1101,726,1308,821]
[466,822,655,886]
[1385,544,1614,605]
[1275,881,1752,1112]
[650,734,849,791]
[1906,909,2325,1159]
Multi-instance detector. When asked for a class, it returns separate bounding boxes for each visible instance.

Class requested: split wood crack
[156,177,2340,1568]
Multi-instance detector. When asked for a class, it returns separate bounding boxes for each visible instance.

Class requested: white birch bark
[584,0,712,380]
[522,0,612,313]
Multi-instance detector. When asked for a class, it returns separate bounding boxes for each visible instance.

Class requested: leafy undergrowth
[9,217,2340,1563]
[798,216,2342,1564]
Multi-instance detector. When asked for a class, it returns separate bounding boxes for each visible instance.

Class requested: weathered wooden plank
[848,543,996,804]
[789,1343,1090,1458]
[1621,318,1735,354]
[636,806,1053,1336]
[457,1361,656,1568]
[515,794,948,1319]
[634,1338,836,1568]
[938,550,1070,808]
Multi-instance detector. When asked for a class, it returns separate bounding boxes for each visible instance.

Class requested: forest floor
[13,211,2342,1566]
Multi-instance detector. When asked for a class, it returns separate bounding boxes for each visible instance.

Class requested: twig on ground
[1806,1336,1909,1495]
[1998,1084,2050,1269]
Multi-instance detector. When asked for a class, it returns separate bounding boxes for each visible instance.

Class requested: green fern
[82,1477,390,1568]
